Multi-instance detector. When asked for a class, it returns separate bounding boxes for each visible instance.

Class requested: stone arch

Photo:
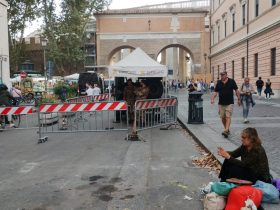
[156,44,194,62]
[156,44,196,80]
[107,45,135,65]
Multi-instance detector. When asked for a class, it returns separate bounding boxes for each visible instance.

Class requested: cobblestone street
[176,89,280,176]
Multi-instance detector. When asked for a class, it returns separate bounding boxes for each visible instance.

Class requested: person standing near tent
[134,80,150,124]
[86,83,94,96]
[123,79,136,123]
[92,84,101,96]
[135,80,149,100]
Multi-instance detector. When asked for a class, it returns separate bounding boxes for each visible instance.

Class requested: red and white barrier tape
[67,93,111,103]
[0,106,33,115]
[94,93,110,101]
[135,98,177,110]
[39,101,127,113]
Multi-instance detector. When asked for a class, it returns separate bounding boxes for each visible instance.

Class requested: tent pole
[165,77,168,98]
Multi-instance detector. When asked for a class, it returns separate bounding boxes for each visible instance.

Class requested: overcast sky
[25,0,187,36]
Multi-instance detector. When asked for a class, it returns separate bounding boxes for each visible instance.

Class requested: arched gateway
[94,1,210,81]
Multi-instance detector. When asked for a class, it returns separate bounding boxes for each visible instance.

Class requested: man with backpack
[256,77,264,98]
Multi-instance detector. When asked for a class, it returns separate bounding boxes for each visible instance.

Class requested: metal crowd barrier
[66,93,111,103]
[38,101,128,143]
[0,106,37,131]
[132,97,178,135]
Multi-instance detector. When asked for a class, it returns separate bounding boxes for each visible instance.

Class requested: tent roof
[64,73,79,80]
[109,48,167,78]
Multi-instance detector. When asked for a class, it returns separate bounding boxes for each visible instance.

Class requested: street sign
[20,71,27,79]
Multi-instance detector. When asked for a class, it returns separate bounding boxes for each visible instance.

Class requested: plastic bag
[225,186,262,210]
[211,182,237,196]
[253,180,279,203]
[203,192,226,210]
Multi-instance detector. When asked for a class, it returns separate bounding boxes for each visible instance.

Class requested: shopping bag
[203,192,226,210]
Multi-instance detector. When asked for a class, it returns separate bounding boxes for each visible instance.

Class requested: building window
[232,13,235,32]
[242,4,246,26]
[272,0,276,6]
[242,57,245,78]
[254,53,258,77]
[255,0,259,17]
[232,60,235,79]
[224,63,226,71]
[218,25,220,42]
[271,48,276,76]
[224,20,227,37]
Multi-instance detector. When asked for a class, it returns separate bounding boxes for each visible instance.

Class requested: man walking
[211,71,241,138]
[256,77,264,98]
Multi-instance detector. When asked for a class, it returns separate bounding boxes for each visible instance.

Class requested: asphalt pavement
[0,123,214,209]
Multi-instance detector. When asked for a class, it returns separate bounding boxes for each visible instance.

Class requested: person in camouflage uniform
[123,79,136,123]
[134,80,150,125]
[134,80,149,100]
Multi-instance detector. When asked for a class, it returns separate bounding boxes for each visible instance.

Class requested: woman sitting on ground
[217,127,270,184]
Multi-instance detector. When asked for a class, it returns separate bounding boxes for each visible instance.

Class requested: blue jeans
[257,87,262,96]
[242,97,250,119]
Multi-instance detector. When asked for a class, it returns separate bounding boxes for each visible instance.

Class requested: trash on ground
[192,151,221,173]
[176,183,188,190]
[183,195,193,200]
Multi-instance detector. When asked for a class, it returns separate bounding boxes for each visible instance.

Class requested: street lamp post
[41,39,48,93]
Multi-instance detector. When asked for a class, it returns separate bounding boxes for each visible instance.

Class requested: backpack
[203,192,226,210]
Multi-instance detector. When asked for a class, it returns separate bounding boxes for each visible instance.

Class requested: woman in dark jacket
[217,127,270,183]
[0,84,16,127]
[264,79,272,99]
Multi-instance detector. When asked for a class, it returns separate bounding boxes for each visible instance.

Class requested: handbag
[203,192,226,210]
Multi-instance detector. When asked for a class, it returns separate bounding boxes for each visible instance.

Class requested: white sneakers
[244,119,249,123]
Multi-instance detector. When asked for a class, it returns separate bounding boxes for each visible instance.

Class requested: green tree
[43,0,111,75]
[7,0,42,72]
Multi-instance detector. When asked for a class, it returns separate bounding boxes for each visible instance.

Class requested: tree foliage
[42,0,112,75]
[7,0,111,75]
[7,0,42,72]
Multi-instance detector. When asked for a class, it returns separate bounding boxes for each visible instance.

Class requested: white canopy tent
[108,48,168,78]
[64,73,79,80]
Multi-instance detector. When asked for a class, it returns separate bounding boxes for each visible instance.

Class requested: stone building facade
[210,0,280,96]
[95,7,210,82]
